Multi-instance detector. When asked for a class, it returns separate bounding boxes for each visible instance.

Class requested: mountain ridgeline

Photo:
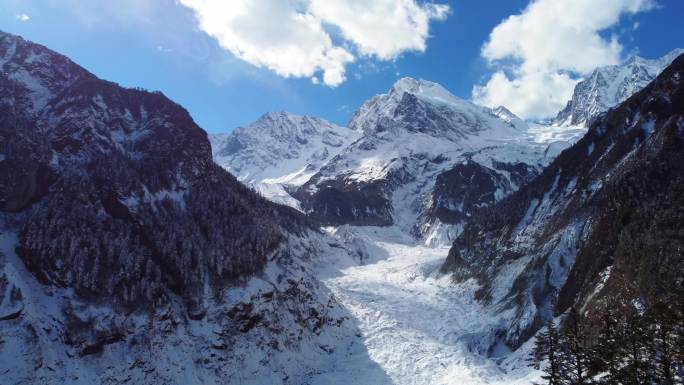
[2,27,683,385]
[0,31,309,313]
[554,48,684,126]
[293,78,544,231]
[442,53,684,350]
[210,78,553,248]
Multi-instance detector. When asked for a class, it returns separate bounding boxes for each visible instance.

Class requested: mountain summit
[555,48,684,126]
[349,77,524,137]
[211,111,358,183]
[293,78,548,243]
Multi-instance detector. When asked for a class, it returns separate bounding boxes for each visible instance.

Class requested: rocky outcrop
[427,160,537,225]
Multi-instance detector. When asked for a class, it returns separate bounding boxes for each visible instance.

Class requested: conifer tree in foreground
[647,302,678,385]
[590,308,622,385]
[529,321,565,385]
[562,308,589,385]
[616,306,652,385]
[529,297,684,385]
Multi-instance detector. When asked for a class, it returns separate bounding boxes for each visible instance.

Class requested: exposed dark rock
[295,176,394,226]
[427,160,537,225]
[79,332,126,356]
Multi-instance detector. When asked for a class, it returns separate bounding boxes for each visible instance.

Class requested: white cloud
[15,13,30,22]
[309,0,449,60]
[179,0,448,87]
[473,0,655,119]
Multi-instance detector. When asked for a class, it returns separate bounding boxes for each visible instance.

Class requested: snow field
[316,226,541,385]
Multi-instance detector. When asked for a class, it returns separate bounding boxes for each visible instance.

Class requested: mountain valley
[1,28,683,385]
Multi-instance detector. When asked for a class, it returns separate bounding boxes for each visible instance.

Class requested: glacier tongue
[312,226,541,385]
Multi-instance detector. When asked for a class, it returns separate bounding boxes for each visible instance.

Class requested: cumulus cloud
[179,0,449,86]
[473,0,655,119]
[15,13,30,22]
[309,0,449,59]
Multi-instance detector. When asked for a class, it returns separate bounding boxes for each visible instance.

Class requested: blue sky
[1,0,682,133]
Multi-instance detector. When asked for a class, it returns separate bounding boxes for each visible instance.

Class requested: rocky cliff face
[443,53,684,351]
[427,160,536,226]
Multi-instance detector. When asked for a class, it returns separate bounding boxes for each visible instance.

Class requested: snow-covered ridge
[210,77,586,243]
[293,77,568,243]
[555,48,684,126]
[349,77,524,137]
[210,111,360,208]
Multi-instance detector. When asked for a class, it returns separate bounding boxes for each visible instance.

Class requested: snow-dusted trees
[562,308,590,385]
[529,322,565,385]
[16,154,307,312]
[529,300,684,385]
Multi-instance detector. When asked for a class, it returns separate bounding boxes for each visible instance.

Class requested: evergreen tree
[647,302,677,385]
[672,289,684,380]
[562,307,590,385]
[589,308,622,385]
[616,306,652,385]
[533,295,684,385]
[530,321,565,385]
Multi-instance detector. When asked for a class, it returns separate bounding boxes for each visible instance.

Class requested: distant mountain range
[210,50,683,248]
[1,28,682,385]
[212,77,582,246]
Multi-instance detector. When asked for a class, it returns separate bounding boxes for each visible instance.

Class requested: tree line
[529,295,684,385]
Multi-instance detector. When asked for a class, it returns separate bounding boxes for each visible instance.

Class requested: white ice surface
[312,226,541,385]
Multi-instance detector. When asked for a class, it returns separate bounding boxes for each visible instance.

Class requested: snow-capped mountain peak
[555,48,684,126]
[349,76,522,139]
[210,111,360,207]
[390,77,461,105]
[293,76,556,239]
[492,105,518,121]
[236,111,344,142]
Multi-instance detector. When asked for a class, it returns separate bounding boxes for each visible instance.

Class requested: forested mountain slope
[0,30,378,385]
[443,53,684,350]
